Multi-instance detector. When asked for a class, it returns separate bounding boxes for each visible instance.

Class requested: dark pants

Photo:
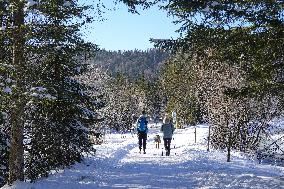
[138,132,147,151]
[163,138,172,155]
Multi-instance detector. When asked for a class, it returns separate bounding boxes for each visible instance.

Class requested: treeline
[91,49,169,80]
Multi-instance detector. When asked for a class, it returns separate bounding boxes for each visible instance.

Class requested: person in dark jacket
[161,114,175,156]
[136,110,148,154]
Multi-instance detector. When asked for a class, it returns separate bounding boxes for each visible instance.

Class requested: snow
[29,86,56,99]
[26,0,37,7]
[30,87,46,92]
[201,6,210,13]
[5,78,12,83]
[2,124,284,189]
[30,93,56,100]
[211,1,220,7]
[81,107,96,117]
[75,66,81,73]
[3,86,12,94]
[55,46,62,50]
[63,1,72,7]
[0,166,6,170]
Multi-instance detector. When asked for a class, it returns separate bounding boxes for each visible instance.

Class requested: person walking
[161,114,175,156]
[136,110,148,154]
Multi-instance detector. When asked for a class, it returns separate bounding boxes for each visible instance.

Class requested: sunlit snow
[3,87,11,94]
[2,124,284,189]
[26,0,37,7]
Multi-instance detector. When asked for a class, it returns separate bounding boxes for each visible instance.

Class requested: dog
[154,134,161,149]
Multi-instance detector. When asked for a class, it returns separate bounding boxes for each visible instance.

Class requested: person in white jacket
[161,114,175,156]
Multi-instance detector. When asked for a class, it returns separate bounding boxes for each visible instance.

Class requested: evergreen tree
[103,73,139,131]
[0,0,99,184]
[135,76,163,121]
[23,0,98,181]
[8,0,26,183]
[0,0,12,185]
[154,0,284,96]
[160,53,202,125]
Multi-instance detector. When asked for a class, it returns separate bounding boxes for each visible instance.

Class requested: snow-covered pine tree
[7,0,26,184]
[0,0,12,185]
[21,0,99,181]
[0,0,99,184]
[0,97,10,186]
[0,126,9,186]
[75,64,107,133]
[135,76,163,121]
[77,67,138,133]
[103,73,139,132]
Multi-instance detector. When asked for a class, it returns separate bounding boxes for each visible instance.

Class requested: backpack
[137,116,147,133]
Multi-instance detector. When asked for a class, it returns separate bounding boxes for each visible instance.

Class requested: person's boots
[143,149,146,154]
[166,147,170,156]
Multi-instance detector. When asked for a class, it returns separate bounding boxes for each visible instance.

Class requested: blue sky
[82,1,180,51]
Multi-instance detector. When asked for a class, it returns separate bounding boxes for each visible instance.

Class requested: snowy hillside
[2,124,284,189]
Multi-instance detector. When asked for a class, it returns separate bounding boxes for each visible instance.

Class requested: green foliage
[22,1,99,180]
[0,116,9,186]
[0,0,100,183]
[25,82,97,180]
[0,1,12,185]
[156,0,284,97]
[160,53,203,125]
[102,74,138,131]
[135,76,163,118]
[116,0,157,13]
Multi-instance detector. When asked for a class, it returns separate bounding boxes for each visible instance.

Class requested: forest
[0,0,284,187]
[91,49,169,80]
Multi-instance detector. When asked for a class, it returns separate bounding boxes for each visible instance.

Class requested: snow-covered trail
[3,124,284,189]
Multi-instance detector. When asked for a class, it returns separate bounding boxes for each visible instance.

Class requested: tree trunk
[207,125,210,152]
[8,0,25,184]
[227,131,232,162]
[194,126,197,143]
